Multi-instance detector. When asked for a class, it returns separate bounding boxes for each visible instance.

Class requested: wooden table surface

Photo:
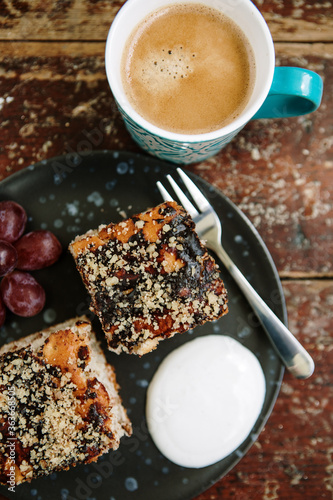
[0,1,332,499]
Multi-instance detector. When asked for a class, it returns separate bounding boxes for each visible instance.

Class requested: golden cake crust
[0,317,131,486]
[69,201,228,355]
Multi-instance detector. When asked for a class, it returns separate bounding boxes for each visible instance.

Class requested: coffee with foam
[121,3,256,135]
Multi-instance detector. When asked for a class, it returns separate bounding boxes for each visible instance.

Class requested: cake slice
[0,317,131,486]
[69,201,228,355]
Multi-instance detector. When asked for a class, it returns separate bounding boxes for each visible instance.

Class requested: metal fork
[157,168,315,379]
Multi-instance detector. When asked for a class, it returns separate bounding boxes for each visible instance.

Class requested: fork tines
[157,168,208,219]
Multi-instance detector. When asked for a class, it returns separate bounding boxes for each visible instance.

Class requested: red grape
[0,271,45,317]
[0,240,18,277]
[0,295,5,327]
[0,201,27,243]
[15,230,62,270]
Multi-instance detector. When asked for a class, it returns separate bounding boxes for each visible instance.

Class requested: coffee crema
[121,3,256,135]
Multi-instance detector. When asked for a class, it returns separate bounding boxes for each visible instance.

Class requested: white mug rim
[105,0,275,144]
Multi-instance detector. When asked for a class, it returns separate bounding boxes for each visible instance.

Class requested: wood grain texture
[0,0,332,42]
[254,0,333,42]
[0,0,124,40]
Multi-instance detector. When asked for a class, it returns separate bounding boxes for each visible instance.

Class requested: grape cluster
[0,201,62,326]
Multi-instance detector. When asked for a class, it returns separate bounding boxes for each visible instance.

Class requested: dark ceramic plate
[0,151,285,500]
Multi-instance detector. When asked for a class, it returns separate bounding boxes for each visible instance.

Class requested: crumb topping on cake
[70,202,228,355]
[0,318,131,485]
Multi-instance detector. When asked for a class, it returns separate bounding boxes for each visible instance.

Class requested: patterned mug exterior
[117,101,244,164]
[106,0,323,164]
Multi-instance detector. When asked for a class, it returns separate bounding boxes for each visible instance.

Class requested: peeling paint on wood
[0,0,332,42]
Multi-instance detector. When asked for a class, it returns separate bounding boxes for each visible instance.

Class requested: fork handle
[212,244,315,379]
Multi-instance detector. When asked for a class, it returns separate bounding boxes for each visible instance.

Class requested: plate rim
[0,149,285,500]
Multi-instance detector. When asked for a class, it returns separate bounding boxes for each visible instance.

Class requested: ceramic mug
[105,0,323,164]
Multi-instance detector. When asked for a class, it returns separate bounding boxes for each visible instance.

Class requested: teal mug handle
[253,67,323,119]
